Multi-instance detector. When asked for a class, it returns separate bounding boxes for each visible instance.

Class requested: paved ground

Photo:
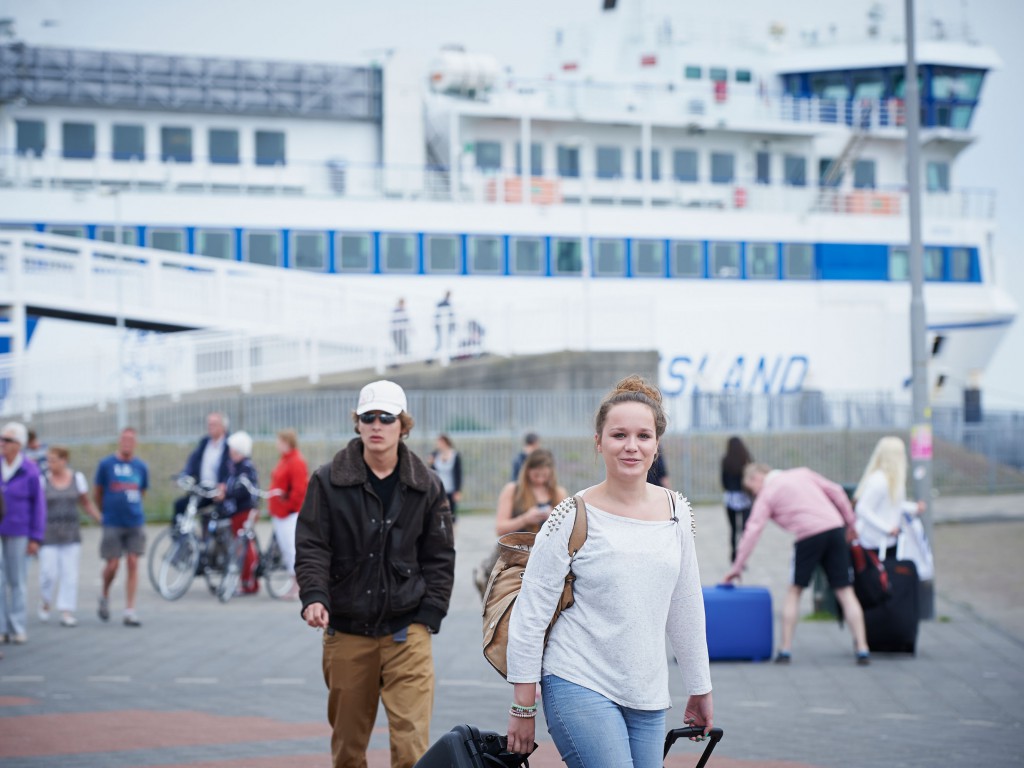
[1,493,1022,767]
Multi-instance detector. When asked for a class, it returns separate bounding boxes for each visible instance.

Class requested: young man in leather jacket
[296,380,455,768]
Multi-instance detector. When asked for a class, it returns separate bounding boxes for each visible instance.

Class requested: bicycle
[217,476,296,604]
[150,476,236,600]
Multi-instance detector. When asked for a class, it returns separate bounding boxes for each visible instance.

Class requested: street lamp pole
[904,0,935,619]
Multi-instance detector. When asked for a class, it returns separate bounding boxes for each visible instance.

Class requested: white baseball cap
[356,380,407,416]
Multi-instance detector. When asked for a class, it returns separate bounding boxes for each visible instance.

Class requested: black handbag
[850,541,891,609]
[414,724,536,768]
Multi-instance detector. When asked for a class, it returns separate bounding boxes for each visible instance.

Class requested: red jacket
[268,449,309,519]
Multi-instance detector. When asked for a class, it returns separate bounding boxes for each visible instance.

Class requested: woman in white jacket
[853,437,924,560]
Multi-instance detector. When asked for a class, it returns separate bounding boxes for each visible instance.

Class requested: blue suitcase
[702,584,773,661]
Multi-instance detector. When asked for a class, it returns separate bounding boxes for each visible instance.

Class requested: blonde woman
[853,436,924,560]
[494,449,566,537]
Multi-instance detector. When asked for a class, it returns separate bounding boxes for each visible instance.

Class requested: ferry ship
[0,3,1016,408]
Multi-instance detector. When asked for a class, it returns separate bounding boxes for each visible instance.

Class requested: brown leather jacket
[295,438,455,636]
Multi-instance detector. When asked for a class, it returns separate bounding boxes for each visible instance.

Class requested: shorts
[792,527,851,589]
[100,526,147,560]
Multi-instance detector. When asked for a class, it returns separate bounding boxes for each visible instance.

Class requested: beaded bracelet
[509,703,538,719]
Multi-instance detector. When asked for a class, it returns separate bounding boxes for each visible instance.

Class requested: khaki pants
[322,624,434,768]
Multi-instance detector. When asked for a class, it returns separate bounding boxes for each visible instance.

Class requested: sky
[4,0,1022,407]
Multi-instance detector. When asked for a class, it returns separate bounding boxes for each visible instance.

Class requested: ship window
[16,120,46,157]
[931,68,983,100]
[673,149,698,183]
[711,152,734,184]
[889,247,909,281]
[811,72,850,99]
[634,148,661,181]
[246,231,281,266]
[150,228,186,253]
[684,65,702,80]
[426,235,461,273]
[161,127,193,163]
[950,105,973,129]
[950,248,971,281]
[515,143,543,176]
[209,129,240,165]
[852,71,885,99]
[709,67,728,83]
[97,226,137,246]
[47,225,85,238]
[113,124,145,161]
[710,242,740,278]
[670,241,702,278]
[62,122,95,160]
[595,146,622,179]
[197,229,234,260]
[926,161,950,192]
[475,141,502,172]
[784,155,807,186]
[756,151,771,185]
[632,240,663,277]
[593,239,626,276]
[553,238,582,275]
[293,231,327,271]
[468,236,502,274]
[747,243,778,279]
[557,145,580,178]
[510,237,544,274]
[853,159,876,189]
[735,69,752,83]
[925,247,944,281]
[818,157,843,187]
[337,233,373,272]
[783,244,814,279]
[255,130,285,166]
[381,234,417,272]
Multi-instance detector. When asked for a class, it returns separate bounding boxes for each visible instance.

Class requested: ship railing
[0,149,996,222]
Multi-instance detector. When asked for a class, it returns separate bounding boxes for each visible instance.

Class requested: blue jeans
[0,536,29,637]
[541,674,666,768]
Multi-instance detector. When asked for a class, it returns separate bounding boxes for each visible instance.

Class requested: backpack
[850,540,891,609]
[482,495,587,679]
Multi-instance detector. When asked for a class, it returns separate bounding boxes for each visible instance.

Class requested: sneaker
[11,633,28,645]
[97,597,110,622]
[38,604,50,622]
[856,651,871,666]
[60,614,78,628]
[123,614,142,627]
[774,651,792,664]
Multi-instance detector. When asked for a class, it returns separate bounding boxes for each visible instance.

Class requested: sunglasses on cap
[359,412,398,425]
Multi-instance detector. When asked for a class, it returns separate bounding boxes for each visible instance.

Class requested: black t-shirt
[367,457,400,512]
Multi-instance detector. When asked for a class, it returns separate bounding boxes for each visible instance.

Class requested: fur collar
[329,437,433,492]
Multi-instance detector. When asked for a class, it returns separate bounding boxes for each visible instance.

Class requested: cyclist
[222,431,260,595]
[173,412,231,524]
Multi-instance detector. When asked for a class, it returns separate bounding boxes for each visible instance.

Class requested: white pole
[112,190,127,430]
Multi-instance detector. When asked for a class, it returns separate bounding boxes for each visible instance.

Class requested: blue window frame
[593,239,626,276]
[746,243,778,279]
[670,241,703,278]
[380,234,418,273]
[552,238,582,275]
[709,242,740,278]
[337,232,374,272]
[510,237,544,275]
[631,239,664,277]
[425,234,462,274]
[467,235,503,274]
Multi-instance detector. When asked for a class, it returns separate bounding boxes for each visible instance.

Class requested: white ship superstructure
[0,4,1016,407]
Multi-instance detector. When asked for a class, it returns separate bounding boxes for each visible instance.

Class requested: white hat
[1,422,27,446]
[227,431,253,458]
[356,380,407,416]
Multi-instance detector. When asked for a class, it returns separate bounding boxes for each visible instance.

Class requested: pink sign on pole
[910,424,933,461]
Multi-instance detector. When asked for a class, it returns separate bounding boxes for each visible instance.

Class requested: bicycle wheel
[217,535,247,603]
[156,533,200,600]
[147,526,173,594]
[263,534,296,599]
[203,522,231,595]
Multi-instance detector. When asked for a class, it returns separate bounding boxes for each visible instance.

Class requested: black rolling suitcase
[413,725,534,768]
[664,726,724,767]
[865,559,920,653]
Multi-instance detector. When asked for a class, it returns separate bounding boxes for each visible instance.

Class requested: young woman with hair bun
[505,375,713,766]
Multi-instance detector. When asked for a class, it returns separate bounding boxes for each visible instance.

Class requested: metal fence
[12,389,1023,520]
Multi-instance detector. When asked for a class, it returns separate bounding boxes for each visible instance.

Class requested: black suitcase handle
[663,726,724,767]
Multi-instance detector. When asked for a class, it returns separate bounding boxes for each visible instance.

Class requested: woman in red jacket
[268,428,308,598]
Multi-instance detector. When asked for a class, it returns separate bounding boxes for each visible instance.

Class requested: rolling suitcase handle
[663,726,724,767]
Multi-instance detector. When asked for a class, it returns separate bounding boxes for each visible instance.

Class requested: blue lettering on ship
[664,354,809,396]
